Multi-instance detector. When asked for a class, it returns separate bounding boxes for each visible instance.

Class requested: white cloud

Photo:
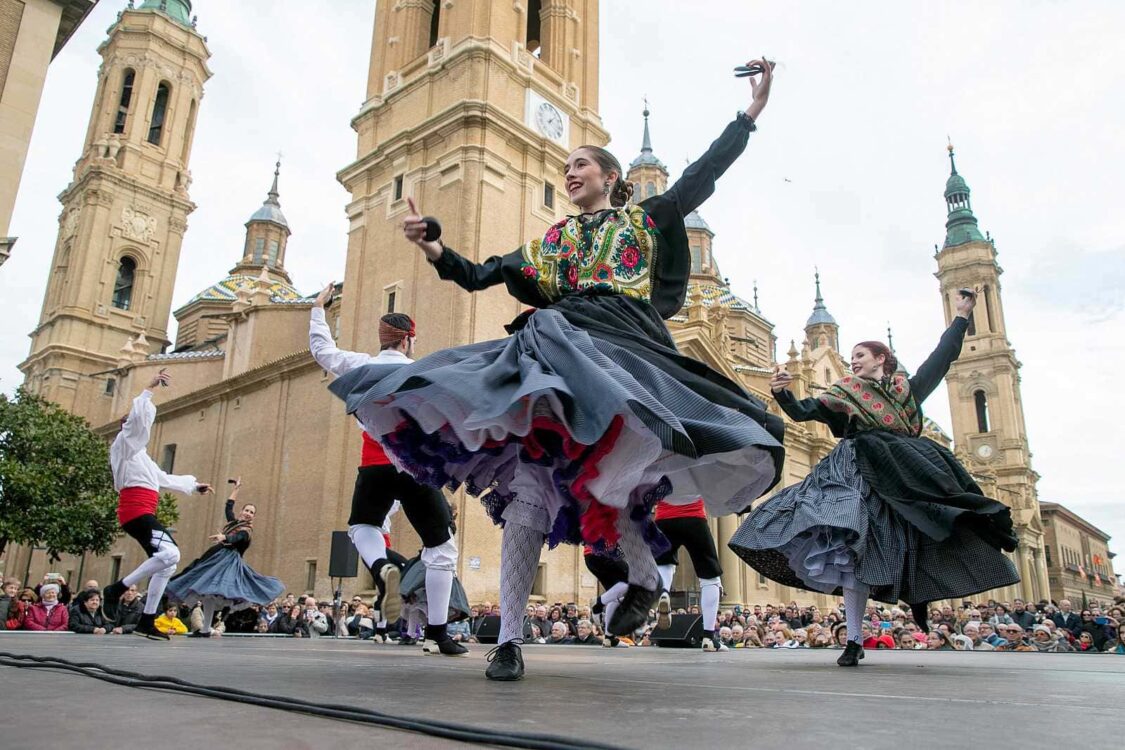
[1,1,1121,559]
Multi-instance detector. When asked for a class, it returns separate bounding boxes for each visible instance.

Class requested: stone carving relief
[121,206,158,243]
[62,208,81,237]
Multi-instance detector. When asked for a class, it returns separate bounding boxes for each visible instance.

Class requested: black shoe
[399,635,417,646]
[591,598,604,617]
[187,630,212,639]
[423,637,469,656]
[101,581,127,621]
[607,584,659,636]
[837,641,864,667]
[485,641,525,681]
[133,613,170,641]
[911,603,931,634]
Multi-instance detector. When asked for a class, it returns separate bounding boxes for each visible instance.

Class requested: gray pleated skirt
[729,439,1021,604]
[166,547,285,610]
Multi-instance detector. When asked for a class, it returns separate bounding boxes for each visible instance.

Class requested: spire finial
[814,266,823,304]
[887,323,895,352]
[641,97,653,154]
[753,279,759,312]
[946,135,958,175]
[266,156,281,205]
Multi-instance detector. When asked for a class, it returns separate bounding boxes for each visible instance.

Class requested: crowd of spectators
[2,573,1122,656]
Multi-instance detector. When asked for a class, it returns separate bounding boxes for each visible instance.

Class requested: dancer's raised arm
[909,288,977,403]
[402,197,507,292]
[657,56,773,216]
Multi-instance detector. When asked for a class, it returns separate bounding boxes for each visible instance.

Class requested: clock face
[976,444,994,459]
[535,102,564,140]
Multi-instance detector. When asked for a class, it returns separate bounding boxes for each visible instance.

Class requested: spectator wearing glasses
[1076,610,1112,650]
[925,631,956,651]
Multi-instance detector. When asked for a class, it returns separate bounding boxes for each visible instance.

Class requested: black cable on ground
[0,651,627,750]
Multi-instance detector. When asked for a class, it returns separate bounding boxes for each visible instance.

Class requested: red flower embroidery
[566,265,579,287]
[545,226,562,245]
[644,214,655,229]
[895,386,904,393]
[862,392,872,401]
[842,376,852,384]
[882,414,894,425]
[621,246,640,269]
[872,402,884,411]
[522,265,538,279]
[852,382,862,391]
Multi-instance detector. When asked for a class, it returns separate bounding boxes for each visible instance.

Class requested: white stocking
[657,564,676,593]
[700,577,721,631]
[498,523,544,645]
[844,584,869,645]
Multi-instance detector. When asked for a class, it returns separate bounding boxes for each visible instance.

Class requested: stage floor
[2,633,1122,749]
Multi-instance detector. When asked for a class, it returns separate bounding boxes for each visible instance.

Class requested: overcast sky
[2,1,1122,557]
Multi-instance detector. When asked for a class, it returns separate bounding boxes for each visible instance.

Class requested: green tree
[0,388,177,562]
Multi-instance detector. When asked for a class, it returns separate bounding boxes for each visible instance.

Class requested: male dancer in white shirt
[101,369,214,639]
[310,283,466,656]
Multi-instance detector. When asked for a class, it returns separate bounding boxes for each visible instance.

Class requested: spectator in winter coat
[23,583,68,631]
[989,604,1015,627]
[1051,600,1082,634]
[112,586,143,634]
[0,578,21,630]
[271,605,307,636]
[70,591,110,635]
[1011,600,1038,630]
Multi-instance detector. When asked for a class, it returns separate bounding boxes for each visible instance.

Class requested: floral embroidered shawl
[818,374,922,436]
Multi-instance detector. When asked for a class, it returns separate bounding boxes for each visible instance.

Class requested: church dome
[137,0,193,27]
[684,210,713,233]
[188,274,302,305]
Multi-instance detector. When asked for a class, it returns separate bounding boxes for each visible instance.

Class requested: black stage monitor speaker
[328,530,359,578]
[474,615,502,644]
[650,614,704,648]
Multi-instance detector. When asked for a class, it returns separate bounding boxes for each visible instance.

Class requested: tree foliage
[0,389,176,562]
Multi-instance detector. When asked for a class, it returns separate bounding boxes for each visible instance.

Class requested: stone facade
[0,0,97,265]
[1040,503,1119,607]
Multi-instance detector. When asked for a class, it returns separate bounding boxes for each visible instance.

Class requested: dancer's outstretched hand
[402,197,443,261]
[313,282,335,309]
[954,286,979,319]
[148,367,170,390]
[769,366,793,394]
[196,483,214,495]
[745,56,774,121]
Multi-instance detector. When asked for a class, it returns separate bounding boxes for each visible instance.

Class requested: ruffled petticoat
[330,306,783,553]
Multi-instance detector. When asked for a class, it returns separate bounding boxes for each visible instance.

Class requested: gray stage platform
[2,633,1122,749]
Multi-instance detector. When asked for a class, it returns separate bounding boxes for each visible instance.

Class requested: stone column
[717,515,742,605]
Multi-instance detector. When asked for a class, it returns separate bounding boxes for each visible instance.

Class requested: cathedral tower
[332,0,607,599]
[337,0,607,358]
[804,269,839,353]
[933,144,1049,601]
[19,0,210,426]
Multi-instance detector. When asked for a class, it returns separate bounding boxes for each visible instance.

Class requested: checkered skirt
[729,436,1021,604]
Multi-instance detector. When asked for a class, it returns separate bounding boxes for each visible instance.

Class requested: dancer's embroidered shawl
[818,374,922,436]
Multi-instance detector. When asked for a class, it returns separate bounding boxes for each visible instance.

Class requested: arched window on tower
[147,82,171,146]
[690,245,702,273]
[113,69,135,134]
[526,0,542,57]
[428,0,441,47]
[973,389,990,433]
[112,257,137,311]
[646,181,656,198]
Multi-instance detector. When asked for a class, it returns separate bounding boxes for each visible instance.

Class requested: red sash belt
[655,498,707,522]
[118,486,160,525]
[361,432,392,467]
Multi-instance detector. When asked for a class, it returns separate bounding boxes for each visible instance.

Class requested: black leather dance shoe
[485,641,525,681]
[607,584,659,636]
[837,641,864,666]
